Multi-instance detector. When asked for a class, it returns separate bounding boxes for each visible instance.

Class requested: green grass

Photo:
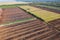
[0,18,36,26]
[0,4,27,8]
[0,5,16,8]
[32,2,60,7]
[31,2,60,10]
[37,5,60,10]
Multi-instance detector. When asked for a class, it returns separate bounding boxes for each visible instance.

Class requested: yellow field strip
[19,6,60,22]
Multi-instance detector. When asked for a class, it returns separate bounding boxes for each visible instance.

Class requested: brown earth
[0,7,34,24]
[48,19,60,32]
[0,19,60,40]
[34,6,60,14]
[0,7,60,40]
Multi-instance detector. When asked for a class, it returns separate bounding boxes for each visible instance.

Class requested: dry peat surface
[0,6,60,40]
[35,6,60,14]
[36,6,60,32]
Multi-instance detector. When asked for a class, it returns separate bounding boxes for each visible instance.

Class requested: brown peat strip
[0,19,60,40]
[0,7,35,24]
[34,6,60,14]
[48,19,60,32]
[0,7,60,40]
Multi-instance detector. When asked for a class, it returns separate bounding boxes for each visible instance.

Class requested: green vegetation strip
[0,5,16,8]
[0,18,36,27]
[37,5,60,10]
[0,4,28,8]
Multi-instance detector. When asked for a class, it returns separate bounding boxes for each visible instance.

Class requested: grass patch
[0,4,28,8]
[0,18,36,26]
[37,5,60,10]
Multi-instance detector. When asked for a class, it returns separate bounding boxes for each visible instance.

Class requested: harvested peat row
[0,7,34,24]
[48,19,60,32]
[0,19,60,40]
[0,19,38,32]
[34,6,60,14]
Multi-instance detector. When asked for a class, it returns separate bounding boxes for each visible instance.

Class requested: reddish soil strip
[0,7,35,24]
[34,6,60,14]
[0,19,60,40]
[48,19,60,31]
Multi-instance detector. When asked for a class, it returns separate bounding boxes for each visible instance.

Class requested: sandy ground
[0,2,30,5]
